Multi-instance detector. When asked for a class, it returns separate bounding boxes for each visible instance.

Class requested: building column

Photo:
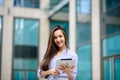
[91,0,101,80]
[39,0,50,62]
[39,15,49,62]
[69,0,76,52]
[1,0,14,80]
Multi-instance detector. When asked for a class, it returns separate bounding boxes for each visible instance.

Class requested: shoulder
[67,49,78,59]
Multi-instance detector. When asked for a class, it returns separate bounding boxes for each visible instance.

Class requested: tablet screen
[55,59,75,73]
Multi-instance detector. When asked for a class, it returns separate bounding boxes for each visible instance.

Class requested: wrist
[68,75,73,80]
[40,70,49,78]
[40,71,44,77]
[67,72,73,80]
[48,70,52,75]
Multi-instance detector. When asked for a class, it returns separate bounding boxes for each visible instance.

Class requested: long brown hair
[40,25,68,71]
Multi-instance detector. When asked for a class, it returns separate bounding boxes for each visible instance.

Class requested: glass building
[0,0,120,80]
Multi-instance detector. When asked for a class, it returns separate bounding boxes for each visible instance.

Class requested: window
[14,0,40,8]
[102,0,120,79]
[13,18,39,80]
[77,0,91,14]
[76,0,92,80]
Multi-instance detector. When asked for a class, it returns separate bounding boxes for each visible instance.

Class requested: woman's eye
[59,35,62,38]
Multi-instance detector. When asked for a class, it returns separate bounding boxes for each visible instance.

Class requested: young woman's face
[54,29,66,49]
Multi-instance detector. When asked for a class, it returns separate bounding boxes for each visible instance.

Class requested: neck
[59,45,66,51]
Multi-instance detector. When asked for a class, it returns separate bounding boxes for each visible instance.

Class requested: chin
[58,46,62,48]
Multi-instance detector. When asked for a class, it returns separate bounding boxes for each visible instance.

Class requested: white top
[37,48,78,80]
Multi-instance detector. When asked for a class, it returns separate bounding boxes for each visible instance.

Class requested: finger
[54,71,60,76]
[58,67,63,70]
[62,64,68,69]
[65,62,68,66]
[60,64,66,69]
[65,64,69,68]
[56,70,60,74]
[70,65,75,69]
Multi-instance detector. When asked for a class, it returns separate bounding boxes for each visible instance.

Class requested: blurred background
[0,0,120,80]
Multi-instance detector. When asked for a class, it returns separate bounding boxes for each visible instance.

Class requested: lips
[57,42,63,46]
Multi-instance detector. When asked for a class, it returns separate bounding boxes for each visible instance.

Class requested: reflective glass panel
[76,0,92,79]
[14,0,40,8]
[102,34,120,57]
[77,0,91,14]
[13,18,39,80]
[107,25,120,35]
[102,0,120,79]
[104,59,111,80]
[106,0,120,17]
[14,71,25,80]
[76,23,91,46]
[77,44,92,80]
[49,0,69,12]
[114,58,120,80]
[26,71,36,80]
[102,0,120,56]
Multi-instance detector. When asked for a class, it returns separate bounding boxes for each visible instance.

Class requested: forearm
[40,70,51,78]
[68,76,73,80]
[67,72,73,80]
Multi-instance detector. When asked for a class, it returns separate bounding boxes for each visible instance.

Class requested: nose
[56,37,60,42]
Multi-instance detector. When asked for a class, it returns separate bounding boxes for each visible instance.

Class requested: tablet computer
[55,59,75,73]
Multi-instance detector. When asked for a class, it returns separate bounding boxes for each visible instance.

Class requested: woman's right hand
[40,69,60,77]
[50,69,60,76]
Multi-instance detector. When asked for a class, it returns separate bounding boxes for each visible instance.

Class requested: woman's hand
[50,69,60,76]
[59,63,75,80]
[40,69,60,78]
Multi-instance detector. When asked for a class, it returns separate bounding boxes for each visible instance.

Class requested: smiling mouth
[57,42,62,45]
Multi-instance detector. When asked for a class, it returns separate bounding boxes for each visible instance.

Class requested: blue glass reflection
[14,18,39,46]
[76,23,91,46]
[106,0,120,17]
[26,71,36,80]
[13,18,39,80]
[76,0,91,78]
[14,59,37,69]
[102,34,120,57]
[14,71,24,80]
[102,0,120,80]
[77,0,91,14]
[14,0,39,8]
[115,58,120,80]
[14,71,37,80]
[107,25,120,35]
[77,44,92,80]
[104,60,111,80]
[106,0,120,10]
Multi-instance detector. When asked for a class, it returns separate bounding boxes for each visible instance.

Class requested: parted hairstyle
[40,25,68,71]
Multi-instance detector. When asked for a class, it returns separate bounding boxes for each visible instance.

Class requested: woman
[37,25,78,80]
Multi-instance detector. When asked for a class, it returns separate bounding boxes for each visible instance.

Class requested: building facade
[0,0,120,80]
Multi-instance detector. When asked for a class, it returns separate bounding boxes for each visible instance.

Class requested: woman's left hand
[59,63,75,80]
